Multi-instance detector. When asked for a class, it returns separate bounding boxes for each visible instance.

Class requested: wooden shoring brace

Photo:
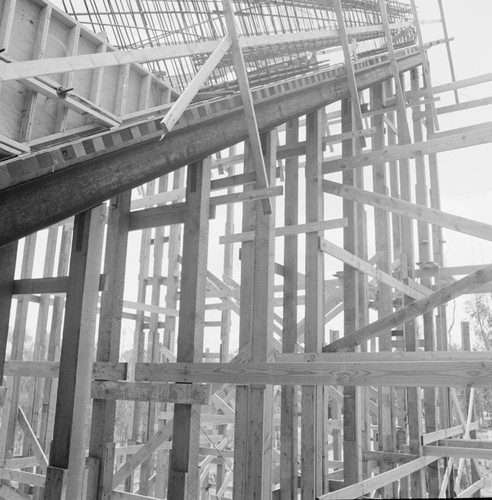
[340,97,363,487]
[87,191,131,500]
[333,0,366,148]
[44,205,105,500]
[1,234,36,468]
[301,110,324,498]
[438,389,476,497]
[167,158,211,500]
[222,0,272,215]
[280,118,299,499]
[160,36,232,135]
[370,81,397,497]
[408,0,440,130]
[323,262,492,354]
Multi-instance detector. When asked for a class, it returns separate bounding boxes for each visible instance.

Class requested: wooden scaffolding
[0,0,491,498]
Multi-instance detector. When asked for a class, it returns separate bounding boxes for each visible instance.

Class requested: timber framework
[0,0,491,498]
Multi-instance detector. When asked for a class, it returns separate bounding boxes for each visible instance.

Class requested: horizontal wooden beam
[422,422,479,445]
[4,361,126,380]
[323,263,492,353]
[12,275,106,294]
[128,186,282,230]
[323,180,492,242]
[220,218,346,244]
[91,381,210,404]
[322,123,492,174]
[134,358,492,387]
[424,445,492,460]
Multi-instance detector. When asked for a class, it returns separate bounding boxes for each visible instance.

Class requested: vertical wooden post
[45,205,105,500]
[280,118,299,499]
[233,141,255,500]
[88,192,131,500]
[167,159,211,499]
[371,82,396,498]
[461,321,481,497]
[341,97,362,486]
[302,109,323,499]
[141,175,169,496]
[0,242,17,381]
[248,130,276,499]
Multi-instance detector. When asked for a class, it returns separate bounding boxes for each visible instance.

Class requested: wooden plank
[280,118,299,500]
[46,206,105,500]
[0,242,17,380]
[0,468,45,488]
[322,124,492,174]
[111,421,173,490]
[135,359,492,387]
[161,36,231,134]
[219,218,346,244]
[168,158,211,499]
[87,191,129,499]
[246,130,276,498]
[456,479,483,498]
[318,456,437,499]
[424,445,492,460]
[323,180,492,242]
[333,0,365,145]
[302,109,324,498]
[323,263,492,353]
[17,407,48,473]
[423,422,479,445]
[91,381,209,403]
[320,238,429,300]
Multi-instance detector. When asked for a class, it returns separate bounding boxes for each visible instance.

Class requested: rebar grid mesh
[60,0,416,93]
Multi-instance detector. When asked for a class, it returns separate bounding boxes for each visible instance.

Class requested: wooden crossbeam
[322,124,492,173]
[220,219,346,244]
[135,358,492,387]
[320,238,429,300]
[323,263,492,353]
[323,180,492,242]
[91,381,209,404]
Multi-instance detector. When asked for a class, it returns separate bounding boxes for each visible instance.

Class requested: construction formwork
[0,0,491,499]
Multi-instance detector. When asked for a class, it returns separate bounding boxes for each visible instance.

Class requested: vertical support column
[0,242,17,380]
[248,130,276,500]
[461,322,481,497]
[167,159,211,500]
[38,223,72,462]
[88,192,131,500]
[2,234,36,462]
[371,82,396,498]
[341,98,362,487]
[45,205,105,500]
[302,110,323,499]
[281,118,299,499]
[233,142,255,500]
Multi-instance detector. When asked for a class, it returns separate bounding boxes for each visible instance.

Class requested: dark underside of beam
[0,53,422,246]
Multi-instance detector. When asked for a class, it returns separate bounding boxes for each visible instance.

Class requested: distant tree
[465,294,492,426]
